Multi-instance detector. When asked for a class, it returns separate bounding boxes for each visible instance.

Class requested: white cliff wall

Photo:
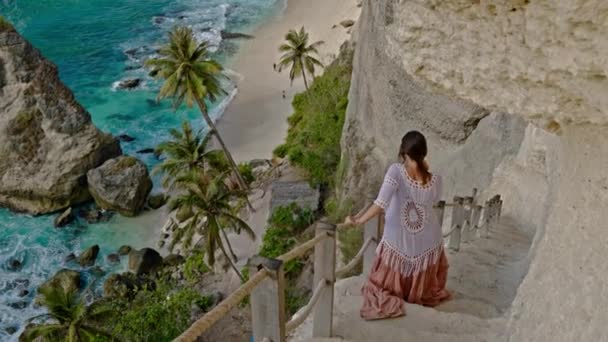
[343,0,607,340]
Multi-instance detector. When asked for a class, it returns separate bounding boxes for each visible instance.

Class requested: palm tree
[277,27,324,90]
[25,287,113,342]
[154,121,229,189]
[145,26,252,210]
[168,171,255,281]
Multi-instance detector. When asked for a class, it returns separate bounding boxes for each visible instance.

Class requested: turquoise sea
[0,0,281,338]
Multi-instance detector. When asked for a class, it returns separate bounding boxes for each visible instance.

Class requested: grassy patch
[273,46,353,187]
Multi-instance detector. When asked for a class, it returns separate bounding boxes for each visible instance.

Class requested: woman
[344,131,450,320]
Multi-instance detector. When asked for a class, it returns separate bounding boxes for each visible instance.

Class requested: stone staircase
[289,216,532,342]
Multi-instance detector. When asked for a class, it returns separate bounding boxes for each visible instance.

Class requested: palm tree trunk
[217,237,245,282]
[194,98,254,212]
[220,227,238,261]
[301,68,309,91]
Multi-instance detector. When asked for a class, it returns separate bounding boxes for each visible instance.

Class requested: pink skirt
[360,250,451,320]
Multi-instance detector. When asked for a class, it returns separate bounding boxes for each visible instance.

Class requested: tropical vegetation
[274,44,353,187]
[24,287,112,342]
[277,27,324,90]
[146,26,251,208]
[167,171,255,281]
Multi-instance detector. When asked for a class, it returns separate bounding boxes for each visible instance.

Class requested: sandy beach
[210,0,361,289]
[217,0,361,162]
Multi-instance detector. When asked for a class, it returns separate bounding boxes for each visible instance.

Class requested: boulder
[340,19,355,28]
[5,326,17,335]
[18,289,29,297]
[128,248,163,275]
[0,24,121,214]
[147,193,168,209]
[136,148,155,154]
[54,207,74,227]
[107,253,120,264]
[163,254,185,267]
[220,30,254,40]
[39,269,81,294]
[89,266,105,277]
[269,180,320,213]
[103,272,155,299]
[77,207,113,224]
[6,258,22,271]
[87,156,153,217]
[77,245,100,267]
[9,300,28,309]
[116,78,141,90]
[118,245,132,255]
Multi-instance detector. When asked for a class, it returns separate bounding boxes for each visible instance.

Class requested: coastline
[216,0,361,162]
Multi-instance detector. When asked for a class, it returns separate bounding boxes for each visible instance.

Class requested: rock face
[128,248,163,275]
[0,24,121,214]
[270,181,320,213]
[344,0,608,340]
[38,269,81,294]
[87,156,152,216]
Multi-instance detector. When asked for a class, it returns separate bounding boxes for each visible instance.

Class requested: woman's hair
[399,131,431,184]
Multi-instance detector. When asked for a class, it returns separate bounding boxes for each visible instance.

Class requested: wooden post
[313,222,336,338]
[461,196,474,243]
[434,200,446,231]
[481,200,491,238]
[363,216,382,277]
[248,256,286,342]
[470,205,482,239]
[448,197,464,251]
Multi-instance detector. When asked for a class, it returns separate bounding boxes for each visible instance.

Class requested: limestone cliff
[343,0,607,340]
[0,21,121,214]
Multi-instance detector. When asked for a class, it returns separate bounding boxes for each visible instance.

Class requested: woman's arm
[345,204,383,226]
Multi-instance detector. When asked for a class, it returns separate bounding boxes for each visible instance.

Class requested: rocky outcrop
[77,245,100,267]
[54,207,75,227]
[38,269,81,294]
[128,248,163,275]
[87,156,152,216]
[0,23,121,214]
[344,0,607,340]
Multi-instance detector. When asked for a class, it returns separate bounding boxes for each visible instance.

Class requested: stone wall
[343,0,607,339]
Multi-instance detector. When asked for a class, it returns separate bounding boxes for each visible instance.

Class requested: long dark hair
[399,131,431,184]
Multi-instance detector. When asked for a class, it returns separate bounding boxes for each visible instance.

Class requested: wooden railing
[173,188,503,342]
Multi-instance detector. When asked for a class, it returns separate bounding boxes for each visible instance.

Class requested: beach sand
[217,0,361,162]
[213,0,361,290]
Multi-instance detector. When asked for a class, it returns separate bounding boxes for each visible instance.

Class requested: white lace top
[373,163,444,276]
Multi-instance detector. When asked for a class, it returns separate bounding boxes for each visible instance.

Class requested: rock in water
[116,78,141,89]
[77,245,100,267]
[118,134,136,142]
[128,248,163,275]
[107,253,120,264]
[6,258,22,271]
[54,207,75,227]
[118,245,132,255]
[0,24,121,214]
[38,269,81,294]
[87,156,152,217]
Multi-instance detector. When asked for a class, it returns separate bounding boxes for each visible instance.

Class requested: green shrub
[274,47,353,187]
[183,251,210,284]
[238,162,255,185]
[108,280,213,342]
[259,204,314,277]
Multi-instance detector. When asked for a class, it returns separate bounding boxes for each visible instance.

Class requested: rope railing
[173,268,270,342]
[336,237,375,278]
[174,188,503,342]
[277,231,331,263]
[286,278,328,332]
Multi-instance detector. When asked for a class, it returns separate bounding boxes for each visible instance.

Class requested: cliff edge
[0,20,121,214]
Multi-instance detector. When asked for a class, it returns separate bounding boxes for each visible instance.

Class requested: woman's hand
[343,215,357,226]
